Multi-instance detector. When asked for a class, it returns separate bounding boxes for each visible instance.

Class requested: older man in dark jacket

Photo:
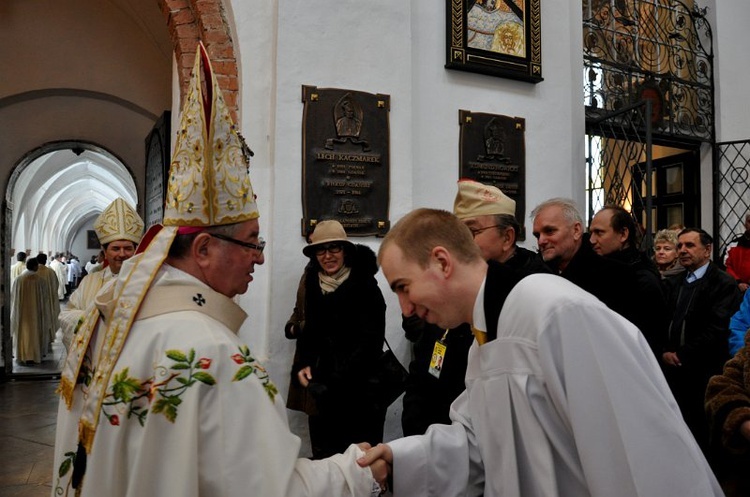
[663,228,742,457]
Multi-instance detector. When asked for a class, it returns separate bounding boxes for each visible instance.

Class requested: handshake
[356,443,393,495]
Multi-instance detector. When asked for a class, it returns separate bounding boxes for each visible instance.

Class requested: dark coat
[606,246,669,355]
[664,262,741,375]
[285,264,317,415]
[663,261,742,453]
[504,246,553,278]
[553,235,641,329]
[400,317,473,436]
[294,244,386,410]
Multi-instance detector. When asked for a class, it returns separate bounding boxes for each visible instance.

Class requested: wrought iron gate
[715,140,750,261]
[586,101,654,250]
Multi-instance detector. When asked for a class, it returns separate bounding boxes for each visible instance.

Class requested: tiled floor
[0,378,59,497]
[0,326,65,497]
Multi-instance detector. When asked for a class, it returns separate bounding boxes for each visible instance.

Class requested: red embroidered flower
[198,358,212,369]
[110,414,120,426]
[231,353,245,365]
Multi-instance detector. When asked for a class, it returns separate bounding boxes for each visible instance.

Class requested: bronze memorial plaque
[301,85,390,238]
[458,110,527,240]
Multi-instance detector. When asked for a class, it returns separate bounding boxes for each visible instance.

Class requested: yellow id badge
[428,341,447,378]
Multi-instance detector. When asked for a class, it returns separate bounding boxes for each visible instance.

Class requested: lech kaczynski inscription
[301,85,390,238]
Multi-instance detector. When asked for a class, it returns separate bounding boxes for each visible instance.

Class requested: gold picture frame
[446,0,542,83]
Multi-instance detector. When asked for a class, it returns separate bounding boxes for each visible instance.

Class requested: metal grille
[583,0,714,143]
[586,101,654,250]
[715,141,750,260]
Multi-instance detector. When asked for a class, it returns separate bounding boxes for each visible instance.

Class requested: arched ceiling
[11,147,137,254]
[1,0,172,256]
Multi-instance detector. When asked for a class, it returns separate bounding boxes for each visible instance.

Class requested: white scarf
[318,266,351,294]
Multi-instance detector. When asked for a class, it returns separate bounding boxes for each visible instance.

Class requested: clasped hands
[356,443,393,495]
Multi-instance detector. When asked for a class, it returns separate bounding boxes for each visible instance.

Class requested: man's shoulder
[512,246,553,274]
[706,262,740,287]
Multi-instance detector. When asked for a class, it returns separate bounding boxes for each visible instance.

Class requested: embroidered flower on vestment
[231,344,279,402]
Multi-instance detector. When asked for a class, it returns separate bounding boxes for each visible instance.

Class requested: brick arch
[158,0,240,123]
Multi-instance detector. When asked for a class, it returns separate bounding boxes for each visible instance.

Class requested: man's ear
[431,246,453,278]
[572,221,583,240]
[619,228,630,245]
[503,227,516,249]
[191,233,213,268]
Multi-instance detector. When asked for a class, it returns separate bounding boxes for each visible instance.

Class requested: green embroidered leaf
[188,349,195,363]
[193,372,216,385]
[239,344,250,356]
[232,365,254,382]
[112,377,142,402]
[58,458,72,477]
[176,377,189,385]
[264,382,279,401]
[166,350,188,363]
[112,368,131,384]
[163,404,177,423]
[171,364,190,370]
[152,398,168,414]
[168,395,182,406]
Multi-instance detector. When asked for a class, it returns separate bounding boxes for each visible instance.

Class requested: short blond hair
[379,208,482,268]
[654,229,678,247]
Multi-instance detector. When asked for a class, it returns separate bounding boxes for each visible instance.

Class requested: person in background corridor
[11,258,44,364]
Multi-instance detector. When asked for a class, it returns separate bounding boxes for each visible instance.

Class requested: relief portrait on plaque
[459,110,527,240]
[301,86,390,238]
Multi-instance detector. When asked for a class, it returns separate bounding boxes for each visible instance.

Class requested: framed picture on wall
[87,230,100,250]
[446,0,542,83]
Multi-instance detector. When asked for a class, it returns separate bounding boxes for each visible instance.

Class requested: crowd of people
[8,248,98,365]
[42,44,750,497]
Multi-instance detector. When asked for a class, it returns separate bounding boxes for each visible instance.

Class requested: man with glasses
[453,179,549,276]
[52,44,385,497]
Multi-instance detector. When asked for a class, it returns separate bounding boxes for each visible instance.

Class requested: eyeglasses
[315,243,343,256]
[210,233,266,254]
[468,225,503,238]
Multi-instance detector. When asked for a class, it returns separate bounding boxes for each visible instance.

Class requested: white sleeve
[388,390,483,497]
[58,284,87,350]
[537,300,724,497]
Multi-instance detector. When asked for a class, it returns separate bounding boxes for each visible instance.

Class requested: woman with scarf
[294,220,387,459]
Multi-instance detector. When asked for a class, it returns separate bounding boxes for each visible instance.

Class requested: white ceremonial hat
[93,198,144,245]
[163,42,259,228]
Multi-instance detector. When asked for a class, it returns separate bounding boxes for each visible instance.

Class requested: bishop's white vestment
[388,273,723,497]
[58,267,115,350]
[52,264,376,497]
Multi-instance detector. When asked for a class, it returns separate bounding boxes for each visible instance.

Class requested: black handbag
[374,337,409,409]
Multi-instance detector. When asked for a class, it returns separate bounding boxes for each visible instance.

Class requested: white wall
[227,0,584,448]
[713,1,750,143]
